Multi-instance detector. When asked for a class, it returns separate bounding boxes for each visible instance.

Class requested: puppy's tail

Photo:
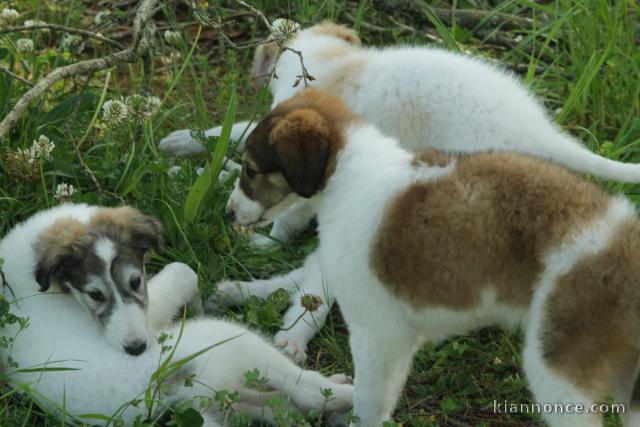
[533,131,640,183]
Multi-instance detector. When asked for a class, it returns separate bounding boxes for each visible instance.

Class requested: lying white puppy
[0,204,352,426]
[227,89,640,427]
[163,22,640,362]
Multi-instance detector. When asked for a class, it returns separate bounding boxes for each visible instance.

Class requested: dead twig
[0,0,158,140]
[0,66,34,86]
[0,24,124,49]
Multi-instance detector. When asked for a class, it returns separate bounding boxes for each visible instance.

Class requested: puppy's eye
[245,166,256,179]
[130,277,141,291]
[88,290,105,302]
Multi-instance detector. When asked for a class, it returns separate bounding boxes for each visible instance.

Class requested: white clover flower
[1,8,20,24]
[102,99,129,125]
[163,30,182,46]
[270,18,300,40]
[31,134,55,160]
[94,10,111,25]
[125,94,161,122]
[61,33,84,53]
[147,95,161,111]
[161,51,182,65]
[54,182,76,202]
[16,38,34,53]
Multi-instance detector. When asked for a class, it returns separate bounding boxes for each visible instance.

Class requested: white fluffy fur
[0,205,352,425]
[162,25,640,362]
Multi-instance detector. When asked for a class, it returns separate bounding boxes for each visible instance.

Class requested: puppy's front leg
[147,262,199,331]
[251,199,318,247]
[274,253,332,364]
[349,326,419,426]
[210,266,306,310]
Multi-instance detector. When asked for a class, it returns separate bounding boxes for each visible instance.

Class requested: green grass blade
[416,0,460,51]
[183,89,237,224]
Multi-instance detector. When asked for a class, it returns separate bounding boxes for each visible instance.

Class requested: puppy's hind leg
[148,262,199,331]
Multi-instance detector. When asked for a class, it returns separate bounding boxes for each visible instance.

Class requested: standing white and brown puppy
[227,89,640,427]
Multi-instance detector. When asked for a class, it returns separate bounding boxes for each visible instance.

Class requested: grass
[1,0,639,425]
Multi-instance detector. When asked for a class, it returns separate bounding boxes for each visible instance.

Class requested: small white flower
[161,51,182,65]
[147,95,161,111]
[163,30,182,46]
[102,99,129,125]
[270,18,300,40]
[16,38,34,53]
[493,356,503,366]
[31,134,55,160]
[515,35,523,43]
[24,19,46,27]
[1,8,20,24]
[61,33,84,53]
[54,182,76,202]
[94,10,111,26]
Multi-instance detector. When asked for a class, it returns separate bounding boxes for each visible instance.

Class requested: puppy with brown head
[226,89,357,225]
[227,89,640,427]
[31,205,162,355]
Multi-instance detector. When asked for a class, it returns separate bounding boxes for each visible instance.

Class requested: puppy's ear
[314,22,361,46]
[252,41,279,87]
[34,219,88,292]
[269,109,331,198]
[128,213,164,252]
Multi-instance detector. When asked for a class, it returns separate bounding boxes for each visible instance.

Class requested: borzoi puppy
[226,89,640,427]
[0,204,352,426]
[161,22,640,363]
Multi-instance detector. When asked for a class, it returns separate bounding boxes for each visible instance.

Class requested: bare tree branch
[0,24,124,49]
[0,0,158,139]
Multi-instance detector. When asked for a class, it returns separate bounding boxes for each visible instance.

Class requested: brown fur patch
[34,218,91,291]
[310,21,361,46]
[541,218,640,400]
[242,89,359,200]
[371,152,610,310]
[90,206,163,251]
[411,150,454,168]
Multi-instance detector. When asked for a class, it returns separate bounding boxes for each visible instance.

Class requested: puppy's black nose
[124,340,146,356]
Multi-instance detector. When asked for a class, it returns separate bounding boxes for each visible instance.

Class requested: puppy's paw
[274,331,308,365]
[158,129,206,156]
[205,280,241,312]
[328,373,352,385]
[324,383,354,414]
